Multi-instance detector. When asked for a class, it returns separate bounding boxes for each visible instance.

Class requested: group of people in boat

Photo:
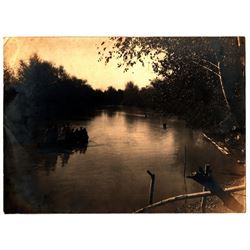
[45,124,89,147]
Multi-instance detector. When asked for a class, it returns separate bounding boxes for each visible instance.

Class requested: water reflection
[59,145,88,167]
[5,107,243,213]
[104,108,117,118]
[35,144,88,175]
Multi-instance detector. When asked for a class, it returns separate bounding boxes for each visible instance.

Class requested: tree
[4,64,18,105]
[99,37,245,129]
[4,64,17,86]
[104,86,122,105]
[4,54,99,143]
[123,81,139,106]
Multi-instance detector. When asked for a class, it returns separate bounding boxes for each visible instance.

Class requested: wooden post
[184,145,187,177]
[147,170,155,205]
[184,145,188,211]
[201,164,210,212]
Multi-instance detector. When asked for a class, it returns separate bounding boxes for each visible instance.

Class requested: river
[6,107,243,213]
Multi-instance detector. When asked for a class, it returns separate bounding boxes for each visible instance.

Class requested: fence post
[201,164,211,212]
[184,145,188,211]
[147,170,155,205]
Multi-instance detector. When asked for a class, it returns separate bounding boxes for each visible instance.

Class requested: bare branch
[191,60,220,77]
[201,58,219,69]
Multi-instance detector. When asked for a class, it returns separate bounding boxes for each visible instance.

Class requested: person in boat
[61,125,89,146]
[80,127,89,143]
[74,128,80,143]
[83,128,89,142]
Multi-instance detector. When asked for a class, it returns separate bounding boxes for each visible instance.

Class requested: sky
[4,37,157,90]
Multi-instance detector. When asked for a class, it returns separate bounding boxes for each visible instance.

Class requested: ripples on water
[6,107,241,213]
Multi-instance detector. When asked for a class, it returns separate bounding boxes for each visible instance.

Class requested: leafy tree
[104,86,123,105]
[99,37,245,130]
[4,54,100,143]
[4,64,18,105]
[4,64,17,86]
[138,86,155,108]
[123,81,139,106]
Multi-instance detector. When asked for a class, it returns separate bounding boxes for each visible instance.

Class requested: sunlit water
[7,107,242,212]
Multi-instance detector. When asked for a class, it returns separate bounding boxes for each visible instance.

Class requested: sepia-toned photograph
[4,37,245,213]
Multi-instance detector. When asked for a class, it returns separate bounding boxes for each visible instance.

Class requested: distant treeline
[4,55,156,119]
[4,52,245,144]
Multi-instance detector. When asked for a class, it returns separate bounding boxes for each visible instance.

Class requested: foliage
[99,37,245,130]
[5,54,98,119]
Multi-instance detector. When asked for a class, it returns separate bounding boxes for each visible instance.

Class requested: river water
[6,107,243,213]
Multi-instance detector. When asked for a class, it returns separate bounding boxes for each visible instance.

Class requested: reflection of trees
[123,113,139,126]
[104,109,116,118]
[38,154,58,175]
[35,144,88,175]
[60,152,70,168]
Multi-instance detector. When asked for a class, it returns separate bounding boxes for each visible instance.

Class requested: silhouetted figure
[74,128,80,143]
[81,127,89,143]
[84,128,89,140]
[68,128,75,144]
[44,124,88,149]
[163,123,167,129]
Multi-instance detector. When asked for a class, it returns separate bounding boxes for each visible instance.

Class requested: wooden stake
[147,170,155,205]
[184,145,187,177]
[201,164,210,212]
[184,145,188,211]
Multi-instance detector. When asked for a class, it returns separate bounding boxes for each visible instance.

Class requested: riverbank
[176,176,246,213]
[176,130,246,213]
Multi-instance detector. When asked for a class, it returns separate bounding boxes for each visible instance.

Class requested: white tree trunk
[217,61,231,112]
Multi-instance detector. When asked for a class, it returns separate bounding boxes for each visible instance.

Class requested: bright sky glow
[4,37,157,90]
